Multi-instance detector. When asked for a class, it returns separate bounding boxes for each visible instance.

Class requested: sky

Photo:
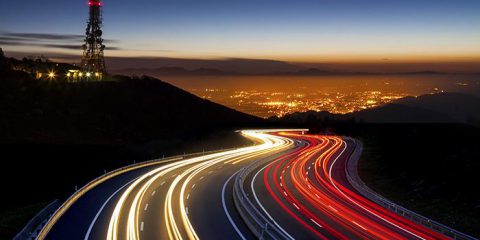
[1,0,480,72]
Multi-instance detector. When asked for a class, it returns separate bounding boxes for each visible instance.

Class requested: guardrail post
[259,223,268,240]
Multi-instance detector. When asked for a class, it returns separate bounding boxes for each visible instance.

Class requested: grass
[356,124,480,237]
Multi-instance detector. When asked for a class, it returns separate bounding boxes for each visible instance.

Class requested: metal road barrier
[344,139,478,240]
[13,200,61,240]
[233,157,291,240]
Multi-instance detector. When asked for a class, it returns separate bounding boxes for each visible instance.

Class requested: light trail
[254,132,452,239]
[40,129,463,240]
[105,130,297,240]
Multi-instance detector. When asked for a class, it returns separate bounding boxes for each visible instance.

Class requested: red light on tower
[88,1,102,7]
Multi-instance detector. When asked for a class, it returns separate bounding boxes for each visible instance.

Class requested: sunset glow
[2,0,480,72]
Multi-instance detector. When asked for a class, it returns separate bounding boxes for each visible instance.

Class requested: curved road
[38,130,465,240]
[245,132,450,240]
[41,130,301,240]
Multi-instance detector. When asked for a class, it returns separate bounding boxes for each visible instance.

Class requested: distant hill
[115,65,480,77]
[0,71,260,144]
[394,93,480,122]
[118,67,239,76]
[277,93,480,125]
[116,66,379,76]
[347,104,454,123]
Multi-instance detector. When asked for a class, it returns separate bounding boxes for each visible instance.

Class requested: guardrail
[33,148,237,240]
[345,139,477,240]
[13,200,61,240]
[233,155,291,239]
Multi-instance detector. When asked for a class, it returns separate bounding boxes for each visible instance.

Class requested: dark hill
[395,93,480,122]
[0,74,260,145]
[349,93,480,124]
[347,104,454,123]
[277,92,480,125]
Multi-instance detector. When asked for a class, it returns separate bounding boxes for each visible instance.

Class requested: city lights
[198,88,408,118]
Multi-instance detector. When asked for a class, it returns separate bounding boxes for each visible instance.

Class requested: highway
[40,130,302,240]
[244,132,452,240]
[38,130,463,240]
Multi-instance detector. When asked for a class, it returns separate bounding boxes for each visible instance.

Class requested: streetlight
[48,71,56,80]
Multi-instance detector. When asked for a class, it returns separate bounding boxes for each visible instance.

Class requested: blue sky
[1,0,480,64]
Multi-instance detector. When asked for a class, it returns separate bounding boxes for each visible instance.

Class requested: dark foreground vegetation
[0,55,262,238]
[357,123,480,237]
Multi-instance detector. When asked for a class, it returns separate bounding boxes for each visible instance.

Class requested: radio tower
[81,0,106,79]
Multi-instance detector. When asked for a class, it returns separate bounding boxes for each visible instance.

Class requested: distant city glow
[164,74,480,118]
[225,90,407,117]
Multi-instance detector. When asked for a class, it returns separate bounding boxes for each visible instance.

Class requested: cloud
[3,32,84,41]
[0,31,119,50]
[0,40,121,51]
[0,36,35,42]
[40,43,120,51]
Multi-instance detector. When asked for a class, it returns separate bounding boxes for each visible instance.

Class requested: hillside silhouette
[395,93,480,122]
[0,73,260,145]
[277,92,480,125]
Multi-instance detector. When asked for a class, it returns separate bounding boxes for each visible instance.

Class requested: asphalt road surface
[39,130,462,240]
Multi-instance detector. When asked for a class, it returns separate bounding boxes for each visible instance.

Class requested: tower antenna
[81,0,106,80]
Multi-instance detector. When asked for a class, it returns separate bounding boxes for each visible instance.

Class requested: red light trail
[259,132,450,239]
